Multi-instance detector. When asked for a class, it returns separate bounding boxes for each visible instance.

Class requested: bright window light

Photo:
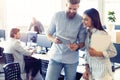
[6,0,62,29]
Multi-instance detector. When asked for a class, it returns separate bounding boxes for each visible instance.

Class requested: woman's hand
[88,47,96,56]
[82,70,89,80]
[88,47,103,57]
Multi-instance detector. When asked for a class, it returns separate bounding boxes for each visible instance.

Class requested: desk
[31,53,85,73]
[32,53,85,71]
[31,53,85,80]
[31,53,50,60]
[31,54,49,80]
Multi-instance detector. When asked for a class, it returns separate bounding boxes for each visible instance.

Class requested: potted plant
[108,11,116,23]
[107,11,116,31]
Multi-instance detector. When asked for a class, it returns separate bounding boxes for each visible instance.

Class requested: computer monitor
[37,34,52,48]
[115,25,120,30]
[20,32,28,43]
[20,31,37,46]
[0,29,5,40]
[27,31,37,43]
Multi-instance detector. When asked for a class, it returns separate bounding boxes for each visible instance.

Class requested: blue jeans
[45,59,78,80]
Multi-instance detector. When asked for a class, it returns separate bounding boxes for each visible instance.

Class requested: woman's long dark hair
[84,8,105,31]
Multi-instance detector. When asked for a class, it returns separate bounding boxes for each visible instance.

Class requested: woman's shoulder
[96,30,108,35]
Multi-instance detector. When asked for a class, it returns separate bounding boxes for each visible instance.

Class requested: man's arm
[67,24,86,51]
[67,42,85,51]
[46,34,62,44]
[39,22,44,32]
[28,23,33,31]
[14,41,33,56]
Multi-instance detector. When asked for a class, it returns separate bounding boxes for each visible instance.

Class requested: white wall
[0,0,7,29]
[0,0,120,43]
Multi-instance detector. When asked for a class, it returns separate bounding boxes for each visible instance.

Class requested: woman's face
[82,14,93,29]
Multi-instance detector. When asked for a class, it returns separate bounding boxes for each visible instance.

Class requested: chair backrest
[41,60,49,75]
[0,29,5,40]
[0,47,4,58]
[3,62,22,80]
[110,43,120,63]
[4,54,14,64]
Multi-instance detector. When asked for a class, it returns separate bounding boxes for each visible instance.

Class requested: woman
[81,8,117,80]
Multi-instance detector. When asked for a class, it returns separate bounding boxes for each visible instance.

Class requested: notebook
[90,34,111,51]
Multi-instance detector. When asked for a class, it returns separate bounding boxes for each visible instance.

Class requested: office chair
[41,59,64,80]
[0,53,14,74]
[4,53,14,64]
[110,43,120,72]
[3,62,22,80]
[0,29,5,40]
[0,47,4,58]
[0,47,5,74]
[41,60,48,75]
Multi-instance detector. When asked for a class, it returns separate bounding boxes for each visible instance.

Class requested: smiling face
[82,14,94,29]
[66,3,79,19]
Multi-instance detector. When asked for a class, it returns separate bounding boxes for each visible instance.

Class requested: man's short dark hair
[10,28,20,38]
[66,0,80,4]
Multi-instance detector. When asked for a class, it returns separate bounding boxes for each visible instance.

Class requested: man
[28,17,44,34]
[5,28,40,80]
[45,0,86,80]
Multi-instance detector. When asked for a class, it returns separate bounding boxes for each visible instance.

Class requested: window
[6,0,120,30]
[6,0,62,31]
[104,0,120,25]
[78,0,98,15]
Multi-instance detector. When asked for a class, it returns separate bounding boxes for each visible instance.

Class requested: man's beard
[66,12,76,19]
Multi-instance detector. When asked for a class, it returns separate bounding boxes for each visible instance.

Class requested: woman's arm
[88,43,117,58]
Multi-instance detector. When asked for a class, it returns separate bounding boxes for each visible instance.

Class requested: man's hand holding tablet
[56,36,71,44]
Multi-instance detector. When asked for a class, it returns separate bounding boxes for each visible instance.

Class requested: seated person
[5,28,40,80]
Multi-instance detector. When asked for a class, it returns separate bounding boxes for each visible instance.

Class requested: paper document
[57,36,71,44]
[90,34,111,51]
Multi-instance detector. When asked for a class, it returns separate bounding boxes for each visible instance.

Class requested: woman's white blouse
[85,28,117,79]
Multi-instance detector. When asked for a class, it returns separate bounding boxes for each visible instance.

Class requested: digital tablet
[57,36,71,44]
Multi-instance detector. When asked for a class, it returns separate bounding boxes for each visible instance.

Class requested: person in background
[81,8,117,80]
[45,0,86,80]
[5,28,40,80]
[28,17,44,34]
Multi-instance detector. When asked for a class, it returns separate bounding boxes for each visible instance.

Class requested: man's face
[15,31,21,39]
[66,3,79,19]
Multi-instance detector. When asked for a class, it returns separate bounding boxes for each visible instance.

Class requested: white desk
[31,53,85,74]
[31,53,50,60]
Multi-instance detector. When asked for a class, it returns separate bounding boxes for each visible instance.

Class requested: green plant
[108,11,116,22]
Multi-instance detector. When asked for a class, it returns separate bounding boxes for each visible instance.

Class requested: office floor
[0,67,120,80]
[114,69,120,80]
